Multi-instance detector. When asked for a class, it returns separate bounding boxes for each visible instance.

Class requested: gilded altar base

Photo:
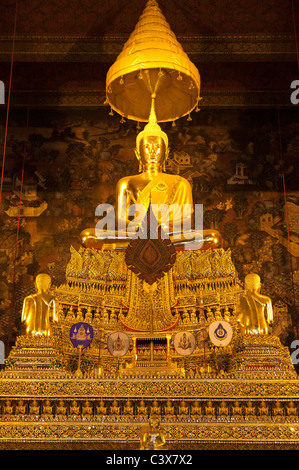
[0,374,299,450]
[1,247,298,449]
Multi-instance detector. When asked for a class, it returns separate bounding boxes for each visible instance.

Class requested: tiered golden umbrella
[106,0,201,124]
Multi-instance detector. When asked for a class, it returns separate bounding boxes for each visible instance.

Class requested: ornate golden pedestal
[0,247,298,450]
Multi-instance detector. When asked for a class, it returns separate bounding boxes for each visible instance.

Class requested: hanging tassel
[109,108,114,116]
[136,122,141,130]
[120,116,126,124]
[158,68,164,77]
[177,72,183,81]
[119,76,124,85]
[187,114,192,121]
[103,98,109,105]
[172,120,176,127]
[138,70,143,79]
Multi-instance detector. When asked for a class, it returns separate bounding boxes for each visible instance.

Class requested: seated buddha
[136,399,148,419]
[191,400,202,419]
[123,398,134,416]
[245,400,256,418]
[237,273,273,335]
[96,398,107,418]
[178,399,189,417]
[56,399,67,418]
[163,399,175,419]
[69,399,81,418]
[29,399,40,416]
[42,399,53,418]
[150,398,161,418]
[3,399,13,416]
[82,399,93,417]
[80,106,221,251]
[286,400,297,419]
[204,399,216,418]
[110,398,121,418]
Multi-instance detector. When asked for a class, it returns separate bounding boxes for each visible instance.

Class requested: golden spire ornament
[106,0,201,123]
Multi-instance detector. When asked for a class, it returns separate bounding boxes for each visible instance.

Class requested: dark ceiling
[0,0,298,108]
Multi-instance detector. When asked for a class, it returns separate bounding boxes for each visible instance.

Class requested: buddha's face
[138,135,167,169]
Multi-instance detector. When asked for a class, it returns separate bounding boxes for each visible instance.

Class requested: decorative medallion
[209,321,232,347]
[107,332,130,357]
[173,331,196,356]
[125,206,176,285]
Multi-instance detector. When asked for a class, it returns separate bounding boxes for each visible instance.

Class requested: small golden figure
[204,399,216,418]
[178,399,189,417]
[137,399,148,418]
[273,401,284,417]
[123,398,134,416]
[109,398,121,418]
[191,400,202,419]
[29,399,40,416]
[56,400,67,419]
[15,399,26,417]
[218,400,229,417]
[257,400,269,418]
[96,398,107,418]
[69,399,81,418]
[82,399,93,417]
[231,400,243,418]
[245,400,256,418]
[42,399,53,418]
[140,418,168,450]
[150,398,161,418]
[286,400,297,419]
[237,273,273,335]
[3,399,14,416]
[163,399,175,419]
[21,273,58,336]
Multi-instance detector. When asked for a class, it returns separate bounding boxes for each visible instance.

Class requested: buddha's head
[245,273,261,292]
[135,120,169,172]
[35,273,51,293]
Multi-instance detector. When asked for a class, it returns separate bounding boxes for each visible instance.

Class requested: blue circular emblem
[70,322,94,349]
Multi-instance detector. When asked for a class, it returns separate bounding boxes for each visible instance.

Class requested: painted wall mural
[0,107,297,346]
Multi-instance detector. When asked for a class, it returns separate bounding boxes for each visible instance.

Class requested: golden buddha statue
[273,401,284,418]
[80,102,221,251]
[163,399,175,419]
[15,399,26,417]
[204,399,216,418]
[286,400,297,419]
[56,399,67,418]
[137,399,148,419]
[29,399,40,416]
[178,399,189,417]
[123,398,134,416]
[245,400,256,418]
[69,399,81,418]
[237,273,273,335]
[140,418,168,450]
[82,399,93,417]
[96,398,107,418]
[110,398,121,418]
[21,273,58,337]
[3,399,13,416]
[191,400,202,419]
[258,400,270,418]
[231,400,243,418]
[43,399,53,419]
[218,400,229,418]
[150,398,161,418]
